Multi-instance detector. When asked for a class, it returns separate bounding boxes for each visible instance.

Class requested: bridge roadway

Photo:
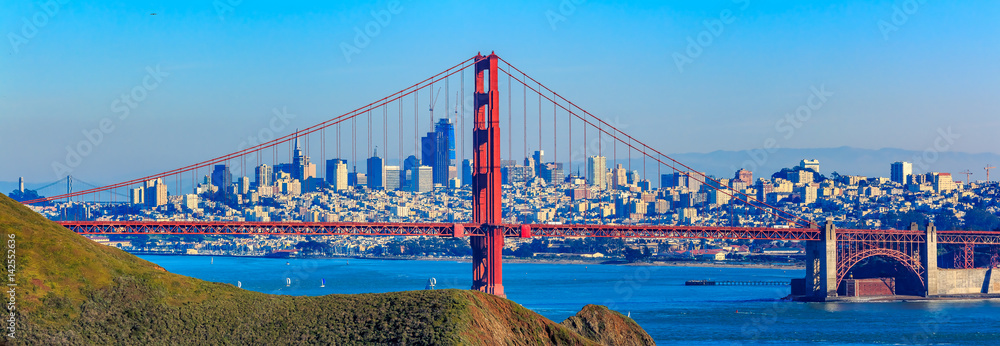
[57,221,1000,244]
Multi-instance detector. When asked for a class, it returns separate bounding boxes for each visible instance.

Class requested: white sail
[237,281,242,288]
[286,278,291,286]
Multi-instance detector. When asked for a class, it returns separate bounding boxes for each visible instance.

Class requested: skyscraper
[236,176,250,195]
[144,178,167,207]
[255,164,273,188]
[211,164,232,193]
[291,134,311,181]
[587,156,607,189]
[385,165,402,191]
[891,161,912,184]
[129,187,144,205]
[462,159,473,187]
[402,155,421,189]
[411,166,433,193]
[532,150,544,176]
[326,159,348,191]
[367,148,384,190]
[612,164,627,187]
[540,163,564,184]
[421,118,456,185]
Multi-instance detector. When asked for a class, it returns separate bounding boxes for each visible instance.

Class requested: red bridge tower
[471,53,505,297]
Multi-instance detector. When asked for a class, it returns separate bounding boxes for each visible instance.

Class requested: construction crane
[453,91,460,120]
[958,170,972,185]
[428,87,442,129]
[987,164,996,183]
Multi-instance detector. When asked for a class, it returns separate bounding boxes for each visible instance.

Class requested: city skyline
[3,1,999,184]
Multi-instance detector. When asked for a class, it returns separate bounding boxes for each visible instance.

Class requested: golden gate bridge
[21,53,1000,300]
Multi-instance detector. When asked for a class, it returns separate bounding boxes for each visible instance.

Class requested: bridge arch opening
[838,249,925,296]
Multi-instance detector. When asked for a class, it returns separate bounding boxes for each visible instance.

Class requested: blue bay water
[139,255,1000,345]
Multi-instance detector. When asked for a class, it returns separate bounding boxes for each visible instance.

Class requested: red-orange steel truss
[836,241,925,290]
[954,243,975,269]
[59,221,1000,245]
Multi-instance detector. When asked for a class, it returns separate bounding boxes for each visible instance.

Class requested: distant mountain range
[663,146,1000,181]
[573,146,999,182]
[3,147,998,194]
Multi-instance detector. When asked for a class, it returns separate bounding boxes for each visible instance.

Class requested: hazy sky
[2,0,998,184]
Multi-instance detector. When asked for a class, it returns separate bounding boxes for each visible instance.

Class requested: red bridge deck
[57,221,1000,245]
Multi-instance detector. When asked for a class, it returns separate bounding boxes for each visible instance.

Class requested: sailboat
[237,281,242,288]
[211,257,214,264]
[286,278,291,287]
[320,279,326,288]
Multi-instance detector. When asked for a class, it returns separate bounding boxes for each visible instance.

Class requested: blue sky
[2,0,998,184]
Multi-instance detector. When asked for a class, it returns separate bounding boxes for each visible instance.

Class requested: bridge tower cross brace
[471,53,505,297]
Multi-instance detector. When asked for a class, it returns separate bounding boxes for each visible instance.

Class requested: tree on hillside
[8,189,44,203]
[932,209,961,231]
[880,210,927,230]
[964,208,1000,231]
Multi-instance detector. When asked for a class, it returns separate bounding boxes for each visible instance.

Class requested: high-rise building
[421,118,456,185]
[708,188,731,205]
[661,173,679,189]
[734,168,753,184]
[637,179,651,191]
[143,178,167,207]
[129,187,144,205]
[627,170,640,186]
[367,148,384,190]
[788,170,814,184]
[411,166,433,193]
[255,164,273,188]
[891,161,912,185]
[183,194,199,210]
[587,156,607,189]
[799,159,820,173]
[662,171,704,191]
[931,173,955,194]
[540,163,564,184]
[795,185,818,204]
[211,164,232,193]
[236,176,250,195]
[612,164,627,187]
[349,172,367,187]
[385,166,402,191]
[532,150,544,176]
[402,155,421,189]
[326,159,348,191]
[462,159,473,187]
[291,134,312,181]
[756,180,774,202]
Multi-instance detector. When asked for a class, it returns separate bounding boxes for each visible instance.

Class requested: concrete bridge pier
[805,222,838,300]
[922,222,938,297]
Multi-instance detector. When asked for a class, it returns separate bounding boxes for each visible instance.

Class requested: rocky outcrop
[561,304,656,346]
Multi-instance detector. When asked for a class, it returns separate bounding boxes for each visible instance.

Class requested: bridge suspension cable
[23,56,485,205]
[495,61,811,228]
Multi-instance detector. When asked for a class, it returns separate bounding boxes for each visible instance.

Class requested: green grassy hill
[0,194,652,345]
